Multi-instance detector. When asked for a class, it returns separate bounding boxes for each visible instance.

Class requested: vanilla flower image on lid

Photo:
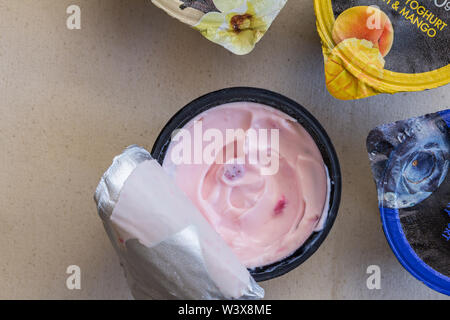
[152,0,288,55]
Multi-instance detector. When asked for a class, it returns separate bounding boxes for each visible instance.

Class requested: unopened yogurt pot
[151,0,287,55]
[367,109,450,295]
[314,0,450,100]
[151,87,342,281]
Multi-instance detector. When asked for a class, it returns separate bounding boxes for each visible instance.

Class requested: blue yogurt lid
[367,110,450,296]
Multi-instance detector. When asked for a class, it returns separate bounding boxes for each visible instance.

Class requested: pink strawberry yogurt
[162,102,330,268]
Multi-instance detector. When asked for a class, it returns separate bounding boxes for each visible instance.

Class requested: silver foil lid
[94,145,264,300]
[95,145,152,221]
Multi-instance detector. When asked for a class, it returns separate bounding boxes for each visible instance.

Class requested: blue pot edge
[380,206,450,296]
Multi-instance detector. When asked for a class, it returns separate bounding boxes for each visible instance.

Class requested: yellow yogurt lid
[314,0,450,100]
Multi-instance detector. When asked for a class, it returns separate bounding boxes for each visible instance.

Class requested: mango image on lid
[314,1,450,100]
[332,6,394,57]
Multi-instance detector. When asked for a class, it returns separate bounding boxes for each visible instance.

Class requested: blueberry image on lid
[367,110,450,296]
[369,114,450,209]
[404,151,436,184]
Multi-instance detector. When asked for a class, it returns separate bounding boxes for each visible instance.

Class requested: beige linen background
[0,0,449,299]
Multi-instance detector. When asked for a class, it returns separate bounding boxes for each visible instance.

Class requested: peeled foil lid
[94,145,264,300]
[152,0,288,55]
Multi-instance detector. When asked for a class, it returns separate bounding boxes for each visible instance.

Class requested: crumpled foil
[94,145,264,300]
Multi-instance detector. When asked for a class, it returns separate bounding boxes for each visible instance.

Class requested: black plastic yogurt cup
[151,87,342,281]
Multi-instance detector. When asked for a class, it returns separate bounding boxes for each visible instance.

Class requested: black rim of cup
[151,87,342,282]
